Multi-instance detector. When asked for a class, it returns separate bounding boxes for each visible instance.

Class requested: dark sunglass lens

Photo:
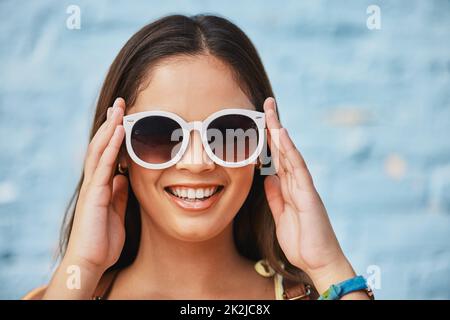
[131,116,183,165]
[207,114,259,163]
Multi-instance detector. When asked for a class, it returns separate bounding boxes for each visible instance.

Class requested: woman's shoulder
[21,269,120,300]
[22,285,47,300]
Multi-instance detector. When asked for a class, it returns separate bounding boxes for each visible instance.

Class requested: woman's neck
[116,210,256,298]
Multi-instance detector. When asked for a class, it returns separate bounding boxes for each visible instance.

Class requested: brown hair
[59,13,317,295]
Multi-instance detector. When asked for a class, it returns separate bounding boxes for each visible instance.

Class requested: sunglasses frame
[123,108,266,169]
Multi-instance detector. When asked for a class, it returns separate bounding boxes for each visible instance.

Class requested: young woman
[23,14,372,300]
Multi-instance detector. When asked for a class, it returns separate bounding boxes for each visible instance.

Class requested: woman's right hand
[65,97,129,274]
[42,98,128,299]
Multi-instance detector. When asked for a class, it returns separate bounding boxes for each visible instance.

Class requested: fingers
[264,175,284,225]
[267,138,294,207]
[264,97,297,206]
[267,128,286,176]
[111,174,129,224]
[107,107,113,120]
[90,124,125,188]
[263,97,281,130]
[84,98,126,184]
[279,128,315,191]
[263,97,286,176]
[263,97,315,193]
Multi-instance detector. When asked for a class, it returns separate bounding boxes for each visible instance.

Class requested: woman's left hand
[263,97,358,294]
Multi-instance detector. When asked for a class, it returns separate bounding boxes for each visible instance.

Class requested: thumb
[111,174,129,224]
[264,175,284,226]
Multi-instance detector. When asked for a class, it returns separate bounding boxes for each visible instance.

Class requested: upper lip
[164,183,224,188]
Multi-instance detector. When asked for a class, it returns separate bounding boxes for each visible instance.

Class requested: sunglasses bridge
[183,120,204,133]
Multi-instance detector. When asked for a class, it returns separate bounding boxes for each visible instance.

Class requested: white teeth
[169,186,219,200]
[187,189,196,199]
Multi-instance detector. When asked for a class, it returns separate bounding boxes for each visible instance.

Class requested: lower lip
[165,189,223,212]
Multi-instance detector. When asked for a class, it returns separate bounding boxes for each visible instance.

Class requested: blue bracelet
[318,275,370,300]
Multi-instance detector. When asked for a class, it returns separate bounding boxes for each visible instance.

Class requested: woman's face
[124,55,256,241]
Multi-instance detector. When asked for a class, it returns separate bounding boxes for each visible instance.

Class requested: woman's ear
[117,148,129,174]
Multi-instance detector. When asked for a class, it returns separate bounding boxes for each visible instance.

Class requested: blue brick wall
[1,0,449,299]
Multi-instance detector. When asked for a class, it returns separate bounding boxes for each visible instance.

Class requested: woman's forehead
[128,55,254,120]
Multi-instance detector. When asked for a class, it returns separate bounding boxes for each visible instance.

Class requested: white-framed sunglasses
[123,108,266,169]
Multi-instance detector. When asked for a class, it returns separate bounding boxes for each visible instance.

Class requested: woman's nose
[176,131,215,173]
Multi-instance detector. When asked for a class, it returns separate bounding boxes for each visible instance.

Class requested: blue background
[1,0,449,299]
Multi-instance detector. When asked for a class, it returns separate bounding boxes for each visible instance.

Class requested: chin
[166,212,233,243]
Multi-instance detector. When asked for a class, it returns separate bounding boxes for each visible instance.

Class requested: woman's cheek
[223,166,255,211]
[127,165,163,210]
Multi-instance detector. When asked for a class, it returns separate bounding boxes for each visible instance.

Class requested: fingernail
[271,97,277,109]
[113,97,120,109]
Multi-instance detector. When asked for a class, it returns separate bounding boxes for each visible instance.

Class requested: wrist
[42,255,104,299]
[61,253,105,282]
[305,256,357,295]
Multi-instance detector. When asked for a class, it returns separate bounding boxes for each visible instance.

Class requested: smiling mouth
[164,185,224,201]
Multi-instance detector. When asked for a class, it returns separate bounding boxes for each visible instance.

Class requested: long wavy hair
[59,13,317,295]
